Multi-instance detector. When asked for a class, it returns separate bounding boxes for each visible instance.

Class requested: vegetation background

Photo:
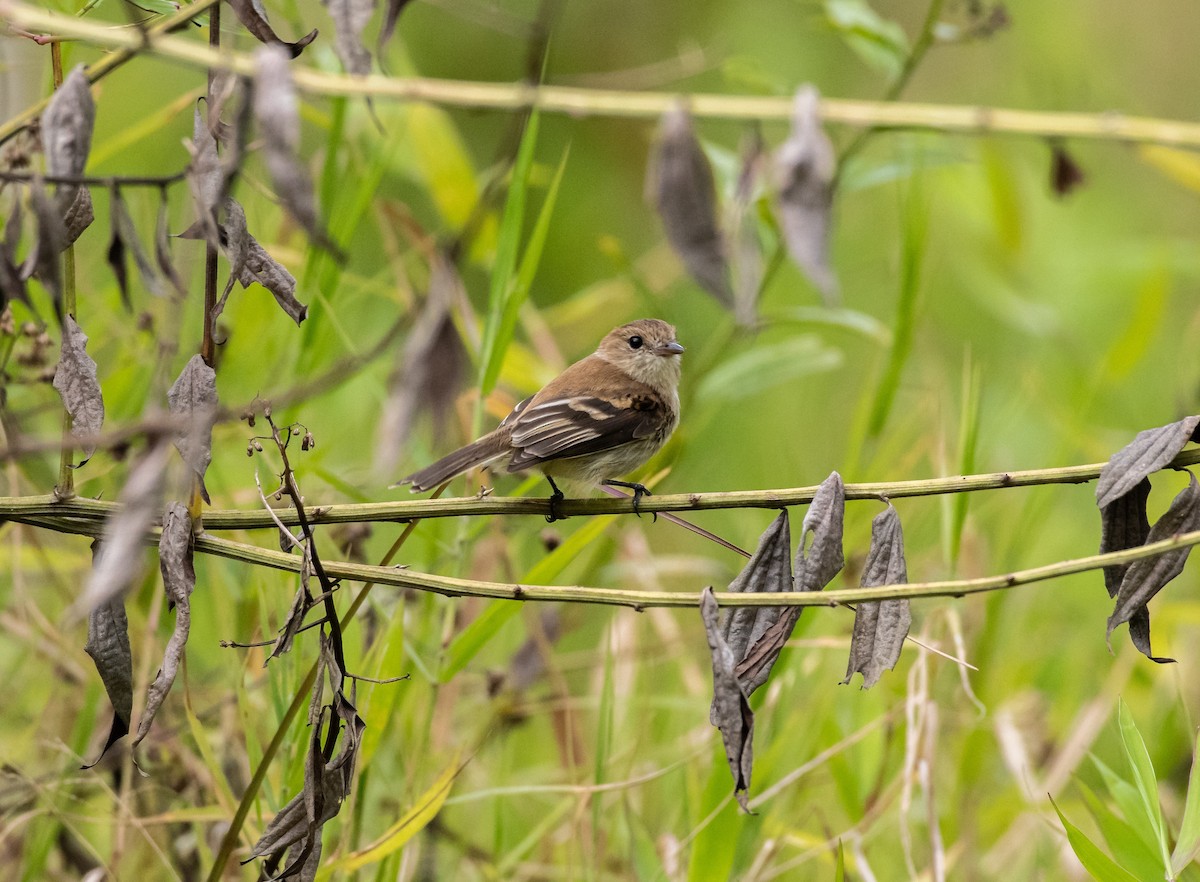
[3,0,1200,878]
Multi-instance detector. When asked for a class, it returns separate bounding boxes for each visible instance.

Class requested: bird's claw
[604,480,655,521]
[546,477,567,523]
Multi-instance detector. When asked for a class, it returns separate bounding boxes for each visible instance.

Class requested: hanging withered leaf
[700,587,754,812]
[52,315,105,466]
[108,189,164,309]
[733,472,846,695]
[62,186,94,247]
[82,544,133,768]
[21,181,65,310]
[378,0,415,55]
[227,0,318,56]
[1107,472,1200,659]
[42,65,95,212]
[375,251,467,473]
[324,0,374,77]
[186,103,223,246]
[721,510,792,674]
[73,441,170,617]
[774,85,838,305]
[648,103,734,307]
[253,46,345,260]
[167,354,218,504]
[1096,415,1200,508]
[729,131,768,327]
[843,505,911,688]
[1098,477,1160,659]
[132,502,195,749]
[0,202,30,309]
[1050,141,1086,197]
[155,193,188,298]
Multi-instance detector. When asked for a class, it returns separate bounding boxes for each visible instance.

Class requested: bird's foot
[545,477,567,523]
[603,480,655,521]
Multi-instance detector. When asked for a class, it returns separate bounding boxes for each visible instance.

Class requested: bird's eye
[628,336,643,349]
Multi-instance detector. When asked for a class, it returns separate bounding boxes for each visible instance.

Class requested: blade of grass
[1053,797,1141,882]
[1117,698,1171,874]
[945,350,981,573]
[1171,729,1200,873]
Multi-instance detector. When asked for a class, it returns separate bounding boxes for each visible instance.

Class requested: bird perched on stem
[398,319,684,521]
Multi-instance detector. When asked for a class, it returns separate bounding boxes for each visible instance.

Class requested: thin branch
[5,0,1200,149]
[0,169,188,187]
[13,506,1200,610]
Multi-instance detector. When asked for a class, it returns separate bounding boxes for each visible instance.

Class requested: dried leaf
[22,182,65,308]
[843,505,911,688]
[701,588,753,811]
[74,442,170,616]
[1050,142,1086,197]
[132,502,195,749]
[155,194,188,298]
[186,103,222,245]
[774,86,838,304]
[253,46,344,259]
[722,510,792,667]
[730,132,767,326]
[82,578,132,768]
[52,315,105,465]
[378,0,415,53]
[1099,477,1157,658]
[167,355,218,504]
[1096,415,1200,508]
[1107,472,1200,659]
[42,65,95,212]
[324,0,374,77]
[110,190,164,304]
[0,222,29,309]
[375,252,467,472]
[241,235,306,324]
[649,104,734,307]
[227,0,318,56]
[62,186,94,247]
[270,584,310,661]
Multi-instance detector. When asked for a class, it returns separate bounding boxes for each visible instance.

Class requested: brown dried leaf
[75,441,170,616]
[1107,472,1200,659]
[1099,477,1156,658]
[167,355,218,504]
[843,505,911,688]
[42,65,94,213]
[270,584,310,662]
[253,46,344,259]
[324,0,375,76]
[22,182,65,308]
[227,0,318,56]
[375,252,467,472]
[52,315,105,465]
[155,194,188,298]
[649,104,733,307]
[110,190,164,305]
[378,0,415,53]
[1050,142,1086,197]
[1096,416,1200,508]
[730,132,767,326]
[701,587,753,812]
[186,103,222,245]
[82,576,132,768]
[131,502,195,749]
[62,186,94,247]
[1,202,30,310]
[774,86,838,304]
[240,235,306,324]
[722,510,792,668]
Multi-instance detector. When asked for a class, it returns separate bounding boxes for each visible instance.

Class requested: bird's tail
[398,432,509,492]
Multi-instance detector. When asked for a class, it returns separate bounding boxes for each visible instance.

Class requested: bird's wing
[506,392,662,469]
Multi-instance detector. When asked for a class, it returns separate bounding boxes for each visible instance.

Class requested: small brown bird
[399,318,684,520]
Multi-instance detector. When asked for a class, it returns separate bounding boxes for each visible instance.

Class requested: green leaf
[1117,699,1171,872]
[945,353,981,571]
[1078,780,1165,880]
[477,111,542,397]
[824,0,910,80]
[1093,754,1166,860]
[1052,797,1141,882]
[1172,728,1200,874]
[695,334,843,403]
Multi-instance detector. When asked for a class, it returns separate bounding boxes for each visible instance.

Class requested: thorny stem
[6,0,1200,150]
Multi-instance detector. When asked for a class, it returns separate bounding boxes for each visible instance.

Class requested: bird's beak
[654,341,685,357]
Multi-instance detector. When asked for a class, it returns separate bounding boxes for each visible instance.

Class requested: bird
[398,318,684,521]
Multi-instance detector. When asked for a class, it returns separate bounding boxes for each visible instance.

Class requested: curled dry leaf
[186,103,223,245]
[1107,472,1200,659]
[375,252,468,473]
[701,587,754,812]
[253,46,344,259]
[109,189,164,307]
[52,315,105,465]
[132,502,195,749]
[82,560,133,768]
[42,65,95,212]
[649,103,734,307]
[1096,415,1200,508]
[378,0,415,54]
[774,86,838,305]
[155,194,188,298]
[730,132,768,326]
[62,186,94,247]
[1,201,30,309]
[1098,477,1159,658]
[227,0,318,56]
[74,441,170,616]
[324,0,374,77]
[843,504,911,688]
[22,181,65,308]
[721,510,792,676]
[167,355,218,504]
[1050,142,1086,197]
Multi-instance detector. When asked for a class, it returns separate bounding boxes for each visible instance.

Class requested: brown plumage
[399,319,684,508]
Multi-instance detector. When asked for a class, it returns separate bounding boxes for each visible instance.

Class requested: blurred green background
[4,0,1200,878]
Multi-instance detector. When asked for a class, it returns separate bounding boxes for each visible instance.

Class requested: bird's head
[595,318,684,391]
